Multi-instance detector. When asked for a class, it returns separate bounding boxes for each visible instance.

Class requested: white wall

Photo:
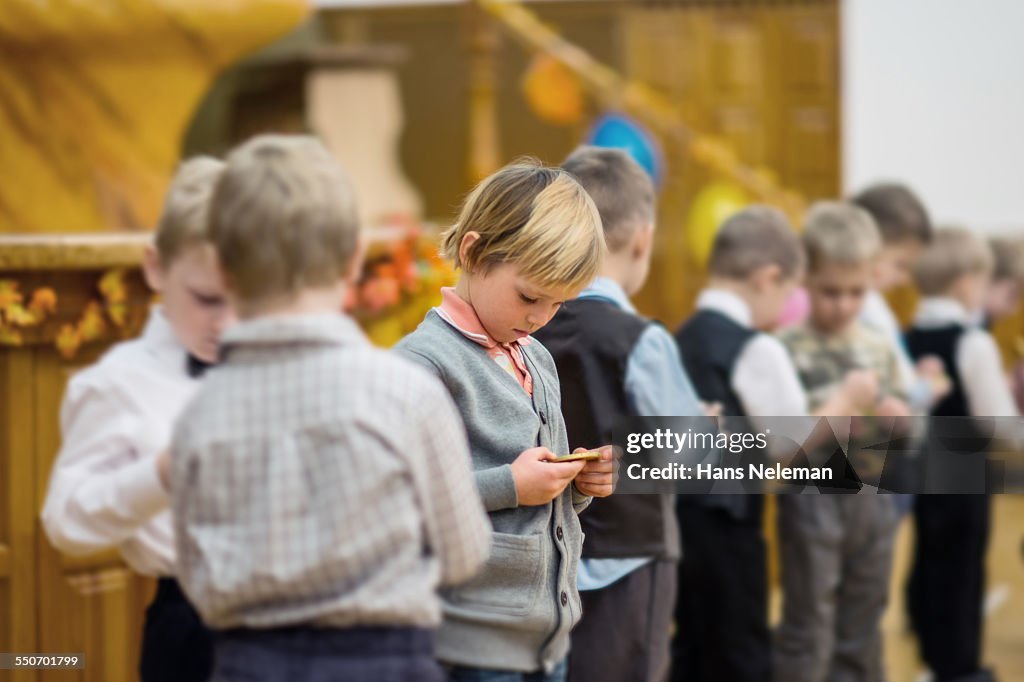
[842,0,1024,233]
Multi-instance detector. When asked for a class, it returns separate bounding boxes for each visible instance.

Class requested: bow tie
[186,353,214,379]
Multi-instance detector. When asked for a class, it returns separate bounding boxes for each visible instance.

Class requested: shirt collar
[914,297,972,328]
[142,305,191,376]
[221,313,367,351]
[434,287,532,350]
[577,276,635,313]
[696,288,753,327]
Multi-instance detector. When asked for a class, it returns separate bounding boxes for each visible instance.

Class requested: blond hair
[155,156,225,265]
[989,236,1024,284]
[561,146,654,252]
[914,227,994,296]
[708,205,804,279]
[802,201,882,272]
[209,134,360,304]
[441,158,604,291]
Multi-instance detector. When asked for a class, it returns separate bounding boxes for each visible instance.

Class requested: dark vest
[905,324,992,492]
[534,297,679,560]
[906,325,970,418]
[675,309,764,516]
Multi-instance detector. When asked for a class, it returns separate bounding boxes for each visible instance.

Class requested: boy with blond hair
[534,146,701,682]
[397,158,614,682]
[906,228,1011,682]
[42,157,232,682]
[774,202,910,682]
[170,134,491,682]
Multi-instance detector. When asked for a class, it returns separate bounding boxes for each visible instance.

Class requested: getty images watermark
[611,415,1024,495]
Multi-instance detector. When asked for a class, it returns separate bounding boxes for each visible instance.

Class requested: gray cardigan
[395,310,590,674]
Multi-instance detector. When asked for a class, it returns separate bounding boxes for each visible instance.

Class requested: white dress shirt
[41,307,199,576]
[913,297,1018,418]
[695,289,808,418]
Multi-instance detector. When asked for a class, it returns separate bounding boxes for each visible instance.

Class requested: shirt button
[539,410,547,424]
[556,526,564,541]
[560,591,568,607]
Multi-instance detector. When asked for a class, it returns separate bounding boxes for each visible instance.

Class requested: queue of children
[40,132,1021,682]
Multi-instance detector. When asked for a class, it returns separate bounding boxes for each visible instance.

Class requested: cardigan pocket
[445,531,545,617]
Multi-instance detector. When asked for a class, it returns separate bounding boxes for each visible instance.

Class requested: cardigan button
[539,410,547,424]
[556,526,564,541]
[560,591,568,607]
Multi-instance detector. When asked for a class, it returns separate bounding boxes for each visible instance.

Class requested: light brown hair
[209,134,360,305]
[914,227,994,296]
[561,146,655,252]
[802,201,882,272]
[851,182,932,245]
[708,205,804,279]
[155,156,225,265]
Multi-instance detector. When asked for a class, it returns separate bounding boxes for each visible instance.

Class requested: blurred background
[0,0,1021,680]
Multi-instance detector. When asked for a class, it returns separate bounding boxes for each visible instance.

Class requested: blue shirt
[575,277,702,590]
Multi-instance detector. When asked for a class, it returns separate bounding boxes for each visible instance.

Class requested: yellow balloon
[686,182,749,266]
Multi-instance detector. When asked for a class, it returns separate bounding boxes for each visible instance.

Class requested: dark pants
[140,577,214,682]
[907,494,993,682]
[671,498,770,682]
[447,659,567,682]
[213,625,443,682]
[568,560,677,682]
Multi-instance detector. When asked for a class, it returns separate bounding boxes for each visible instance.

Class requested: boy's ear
[458,231,481,272]
[632,222,655,261]
[752,263,782,291]
[142,244,164,293]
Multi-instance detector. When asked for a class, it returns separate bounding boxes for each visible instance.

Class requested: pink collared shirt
[435,287,534,395]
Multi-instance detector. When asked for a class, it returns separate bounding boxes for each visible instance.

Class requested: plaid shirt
[170,314,491,629]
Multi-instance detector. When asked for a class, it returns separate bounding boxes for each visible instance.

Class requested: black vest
[535,297,679,560]
[905,324,992,492]
[675,309,765,515]
[675,309,757,420]
[906,324,970,418]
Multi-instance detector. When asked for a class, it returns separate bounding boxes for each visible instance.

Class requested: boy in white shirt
[852,182,948,411]
[905,228,1011,682]
[41,157,234,682]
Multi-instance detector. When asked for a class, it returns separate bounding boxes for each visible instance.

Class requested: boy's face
[952,270,992,316]
[985,278,1021,320]
[464,262,577,343]
[873,239,923,292]
[806,262,872,335]
[144,243,235,363]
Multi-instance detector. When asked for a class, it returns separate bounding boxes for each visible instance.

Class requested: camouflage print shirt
[777,321,906,411]
[777,321,907,488]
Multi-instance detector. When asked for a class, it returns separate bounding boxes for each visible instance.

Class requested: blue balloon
[585,113,664,186]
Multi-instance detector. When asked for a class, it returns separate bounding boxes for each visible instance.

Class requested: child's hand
[573,445,616,498]
[701,401,723,418]
[840,369,879,413]
[511,447,586,506]
[916,355,952,402]
[875,395,912,419]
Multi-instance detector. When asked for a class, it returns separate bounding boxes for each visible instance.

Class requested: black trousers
[671,497,770,682]
[140,578,215,682]
[568,559,677,682]
[907,494,992,682]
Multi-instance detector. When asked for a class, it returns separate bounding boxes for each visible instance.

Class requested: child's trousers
[774,494,899,682]
[907,493,992,682]
[211,625,444,682]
